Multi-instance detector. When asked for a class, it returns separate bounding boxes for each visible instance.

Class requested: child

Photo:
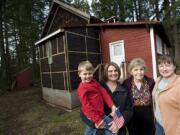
[77,60,118,135]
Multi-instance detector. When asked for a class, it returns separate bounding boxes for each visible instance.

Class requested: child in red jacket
[77,61,118,135]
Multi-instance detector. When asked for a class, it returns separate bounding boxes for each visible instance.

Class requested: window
[156,35,163,54]
[164,44,169,55]
[114,44,123,56]
[46,40,53,64]
[109,40,125,67]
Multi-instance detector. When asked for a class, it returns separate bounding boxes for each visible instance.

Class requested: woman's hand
[109,121,119,133]
[111,105,117,116]
[95,120,104,129]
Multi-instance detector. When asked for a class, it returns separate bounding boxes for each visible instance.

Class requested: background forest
[0,0,180,93]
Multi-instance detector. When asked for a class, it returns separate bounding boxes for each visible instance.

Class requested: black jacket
[80,80,133,135]
[122,76,155,135]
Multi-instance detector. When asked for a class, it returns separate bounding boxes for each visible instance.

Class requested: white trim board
[150,27,157,80]
[35,29,64,45]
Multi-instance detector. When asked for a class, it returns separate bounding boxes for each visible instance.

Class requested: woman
[99,62,133,135]
[80,62,133,135]
[122,58,155,135]
[152,55,180,135]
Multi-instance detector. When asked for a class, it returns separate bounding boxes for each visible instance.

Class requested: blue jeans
[155,121,165,135]
[84,126,96,135]
[103,115,118,135]
[84,115,118,135]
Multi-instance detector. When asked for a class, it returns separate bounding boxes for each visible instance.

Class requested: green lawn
[0,87,84,135]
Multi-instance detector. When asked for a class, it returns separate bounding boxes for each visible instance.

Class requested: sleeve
[95,81,114,108]
[149,78,155,93]
[122,80,133,104]
[121,87,133,124]
[80,109,95,128]
[175,83,180,135]
[77,86,103,125]
[122,80,128,90]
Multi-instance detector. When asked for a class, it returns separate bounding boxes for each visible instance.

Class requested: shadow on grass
[0,87,84,135]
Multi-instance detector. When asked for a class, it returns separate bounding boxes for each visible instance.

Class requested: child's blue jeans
[84,126,96,135]
[84,115,118,135]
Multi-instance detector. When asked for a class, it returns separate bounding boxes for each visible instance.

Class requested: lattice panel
[42,73,51,88]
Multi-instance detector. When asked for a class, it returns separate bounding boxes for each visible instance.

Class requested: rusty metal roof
[87,21,162,27]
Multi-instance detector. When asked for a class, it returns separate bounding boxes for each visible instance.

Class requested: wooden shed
[35,0,171,109]
[35,0,101,109]
[16,67,32,90]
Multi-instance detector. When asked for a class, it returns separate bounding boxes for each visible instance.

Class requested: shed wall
[38,27,101,109]
[42,4,88,37]
[38,27,101,92]
[66,27,101,90]
[100,27,153,77]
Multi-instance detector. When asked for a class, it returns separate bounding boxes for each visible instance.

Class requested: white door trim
[150,27,157,80]
[109,40,125,67]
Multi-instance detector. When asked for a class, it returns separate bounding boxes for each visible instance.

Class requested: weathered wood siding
[42,3,88,37]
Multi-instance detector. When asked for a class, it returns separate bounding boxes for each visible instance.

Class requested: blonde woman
[122,58,155,135]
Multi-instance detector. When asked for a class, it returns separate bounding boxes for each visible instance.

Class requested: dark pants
[127,106,155,135]
[96,127,126,135]
[85,116,118,135]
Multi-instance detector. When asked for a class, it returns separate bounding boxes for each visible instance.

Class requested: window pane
[156,35,162,54]
[114,45,122,56]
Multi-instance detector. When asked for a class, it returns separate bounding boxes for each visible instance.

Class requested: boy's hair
[128,58,147,74]
[78,60,94,74]
[103,62,121,81]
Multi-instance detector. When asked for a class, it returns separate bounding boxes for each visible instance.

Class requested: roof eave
[35,29,64,46]
[54,0,90,21]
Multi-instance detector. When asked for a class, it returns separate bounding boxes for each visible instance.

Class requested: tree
[91,0,153,21]
[73,0,90,14]
[0,0,12,91]
[0,0,51,91]
[170,0,180,66]
[91,0,124,20]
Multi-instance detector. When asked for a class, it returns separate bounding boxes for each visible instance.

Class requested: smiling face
[107,65,119,82]
[158,62,176,79]
[78,68,93,83]
[131,65,145,81]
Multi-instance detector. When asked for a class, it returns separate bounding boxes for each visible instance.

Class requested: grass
[0,87,85,135]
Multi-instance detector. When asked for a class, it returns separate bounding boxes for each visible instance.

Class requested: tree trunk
[171,0,180,66]
[0,0,8,90]
[119,0,125,21]
[133,0,139,20]
[137,0,142,20]
[4,17,12,90]
[155,0,160,20]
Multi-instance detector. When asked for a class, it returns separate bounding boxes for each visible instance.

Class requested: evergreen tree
[0,0,51,91]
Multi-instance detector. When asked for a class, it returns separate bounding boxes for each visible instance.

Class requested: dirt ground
[0,87,84,135]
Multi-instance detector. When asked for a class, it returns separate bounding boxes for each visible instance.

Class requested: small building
[16,67,32,90]
[35,0,171,109]
[88,22,171,79]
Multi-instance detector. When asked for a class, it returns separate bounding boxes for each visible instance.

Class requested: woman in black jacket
[80,62,133,135]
